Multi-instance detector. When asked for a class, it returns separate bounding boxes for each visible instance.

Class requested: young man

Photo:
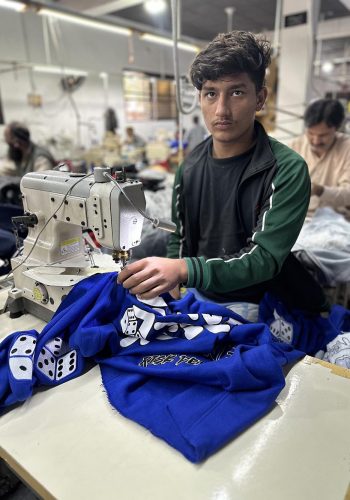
[289,99,350,219]
[118,31,327,312]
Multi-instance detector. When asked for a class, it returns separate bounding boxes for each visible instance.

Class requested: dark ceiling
[53,0,350,43]
[108,0,350,41]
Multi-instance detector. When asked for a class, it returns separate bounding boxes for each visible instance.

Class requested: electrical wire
[6,173,94,280]
[103,172,176,232]
[170,0,197,115]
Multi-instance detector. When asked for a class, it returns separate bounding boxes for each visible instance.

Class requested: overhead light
[33,65,88,76]
[144,0,167,15]
[0,0,25,11]
[321,61,334,74]
[38,8,131,36]
[141,33,199,53]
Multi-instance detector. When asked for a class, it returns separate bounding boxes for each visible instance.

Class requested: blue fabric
[1,273,348,462]
[259,293,340,353]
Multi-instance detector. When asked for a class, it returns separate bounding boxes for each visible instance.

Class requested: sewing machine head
[8,167,146,321]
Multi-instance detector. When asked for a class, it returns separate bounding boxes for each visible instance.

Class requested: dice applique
[269,309,294,344]
[9,334,37,381]
[35,336,78,383]
[56,351,77,380]
[36,347,56,381]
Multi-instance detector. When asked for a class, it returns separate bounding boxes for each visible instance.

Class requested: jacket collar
[204,120,275,176]
[245,121,275,175]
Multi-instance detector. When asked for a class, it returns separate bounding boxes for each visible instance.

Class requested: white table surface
[0,289,350,500]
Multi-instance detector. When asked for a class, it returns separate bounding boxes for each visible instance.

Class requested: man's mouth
[213,120,232,129]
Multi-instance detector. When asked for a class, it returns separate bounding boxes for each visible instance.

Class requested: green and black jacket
[167,121,312,304]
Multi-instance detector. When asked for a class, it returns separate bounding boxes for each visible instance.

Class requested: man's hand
[311,183,324,197]
[117,257,188,299]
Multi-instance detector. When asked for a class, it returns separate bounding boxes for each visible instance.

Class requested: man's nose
[215,94,229,117]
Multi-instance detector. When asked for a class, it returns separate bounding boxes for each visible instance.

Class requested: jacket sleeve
[184,145,311,293]
[166,163,188,258]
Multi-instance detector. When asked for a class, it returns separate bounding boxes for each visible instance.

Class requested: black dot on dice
[33,340,36,344]
[69,359,74,366]
[54,351,59,355]
[58,359,63,365]
[50,357,54,363]
[38,362,43,368]
[70,352,75,359]
[11,348,17,354]
[55,338,60,342]
[19,365,27,371]
[49,370,53,377]
[55,345,60,349]
[25,349,32,354]
[41,348,46,355]
[44,359,49,365]
[20,336,26,341]
[58,371,62,378]
[69,365,74,371]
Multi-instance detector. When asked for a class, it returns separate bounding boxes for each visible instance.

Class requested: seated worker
[185,115,207,153]
[124,127,146,149]
[0,122,56,177]
[118,31,327,313]
[289,99,350,219]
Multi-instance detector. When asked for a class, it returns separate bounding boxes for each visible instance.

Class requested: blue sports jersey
[1,272,346,462]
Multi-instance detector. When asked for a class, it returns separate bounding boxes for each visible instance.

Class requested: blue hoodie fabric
[0,272,347,462]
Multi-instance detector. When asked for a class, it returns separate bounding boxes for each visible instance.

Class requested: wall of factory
[0,9,198,158]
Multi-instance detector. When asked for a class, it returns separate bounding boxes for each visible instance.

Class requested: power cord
[6,172,94,280]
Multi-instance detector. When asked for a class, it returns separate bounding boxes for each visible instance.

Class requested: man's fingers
[138,285,166,300]
[129,276,160,296]
[117,260,147,283]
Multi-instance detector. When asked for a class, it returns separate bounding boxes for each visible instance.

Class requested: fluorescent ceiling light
[0,0,25,11]
[39,8,131,36]
[141,33,199,53]
[144,0,166,15]
[33,65,88,76]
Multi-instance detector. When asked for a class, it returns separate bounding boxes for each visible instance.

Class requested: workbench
[0,288,349,500]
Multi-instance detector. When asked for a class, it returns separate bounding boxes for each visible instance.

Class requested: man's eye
[232,90,243,96]
[205,92,216,98]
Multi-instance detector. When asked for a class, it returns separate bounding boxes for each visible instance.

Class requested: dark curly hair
[304,99,345,129]
[190,31,271,92]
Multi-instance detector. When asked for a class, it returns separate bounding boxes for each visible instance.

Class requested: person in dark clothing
[117,31,327,313]
[2,122,56,177]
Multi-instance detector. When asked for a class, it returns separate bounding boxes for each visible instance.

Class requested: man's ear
[256,87,268,112]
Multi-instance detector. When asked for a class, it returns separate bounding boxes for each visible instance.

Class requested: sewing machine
[7,167,146,321]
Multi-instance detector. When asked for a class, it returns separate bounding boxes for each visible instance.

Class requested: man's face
[306,121,337,157]
[199,73,266,150]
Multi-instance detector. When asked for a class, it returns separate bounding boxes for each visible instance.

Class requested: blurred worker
[185,115,206,153]
[290,99,350,219]
[124,127,146,148]
[1,122,56,177]
[118,31,327,314]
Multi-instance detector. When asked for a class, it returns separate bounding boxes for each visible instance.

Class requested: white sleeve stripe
[174,182,185,258]
[252,182,275,242]
[206,244,258,263]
